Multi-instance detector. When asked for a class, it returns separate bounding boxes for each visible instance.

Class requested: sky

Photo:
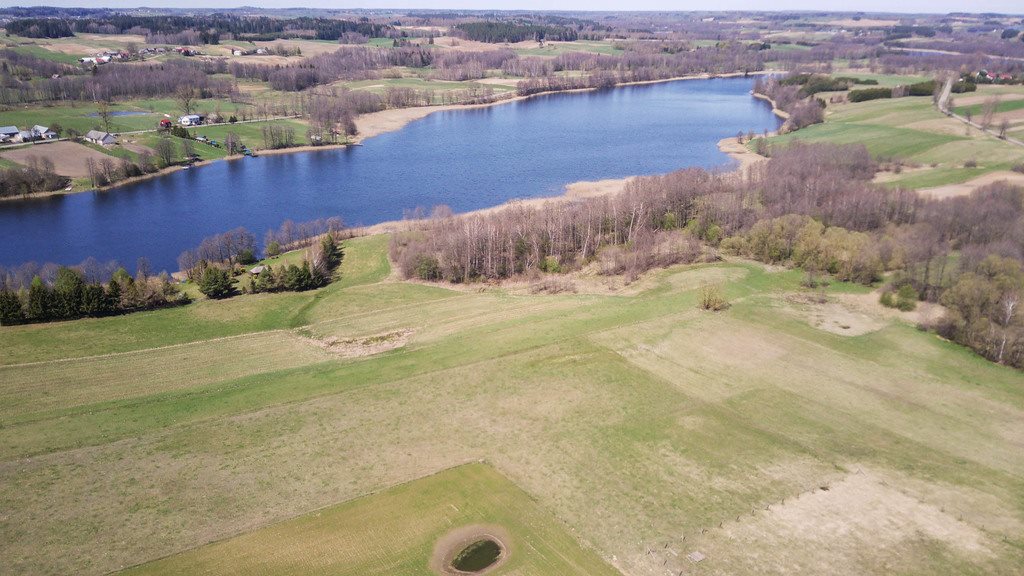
[0,1,1021,14]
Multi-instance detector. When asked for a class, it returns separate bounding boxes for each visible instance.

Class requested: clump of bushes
[699,283,729,311]
[848,87,893,103]
[880,284,918,311]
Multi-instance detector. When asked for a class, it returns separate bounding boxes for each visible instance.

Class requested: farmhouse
[179,114,203,126]
[84,130,116,146]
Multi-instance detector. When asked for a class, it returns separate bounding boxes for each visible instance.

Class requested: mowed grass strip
[118,463,619,576]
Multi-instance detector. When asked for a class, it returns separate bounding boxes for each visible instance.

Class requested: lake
[0,77,782,272]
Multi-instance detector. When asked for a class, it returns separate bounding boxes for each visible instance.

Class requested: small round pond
[450,538,504,573]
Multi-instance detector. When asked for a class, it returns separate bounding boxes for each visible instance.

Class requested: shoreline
[356,134,769,237]
[1,69,779,203]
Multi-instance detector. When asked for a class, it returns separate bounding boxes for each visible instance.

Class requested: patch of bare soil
[918,171,1024,199]
[298,329,412,358]
[784,292,888,336]
[0,141,114,178]
[121,141,156,155]
[429,524,511,575]
[707,469,994,574]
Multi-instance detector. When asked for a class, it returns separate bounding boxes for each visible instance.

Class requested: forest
[454,22,579,43]
[4,14,390,42]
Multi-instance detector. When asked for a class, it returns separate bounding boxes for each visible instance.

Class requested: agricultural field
[756,79,1024,190]
[1,234,1022,576]
[120,463,619,575]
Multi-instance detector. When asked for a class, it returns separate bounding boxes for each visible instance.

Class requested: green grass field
[186,119,319,151]
[119,463,619,575]
[1,233,1022,576]
[953,98,1024,118]
[756,85,1024,189]
[0,103,160,135]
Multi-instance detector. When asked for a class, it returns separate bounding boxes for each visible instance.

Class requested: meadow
[757,83,1024,190]
[120,463,620,575]
[1,234,1022,576]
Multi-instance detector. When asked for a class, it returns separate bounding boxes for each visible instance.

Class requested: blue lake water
[0,77,781,272]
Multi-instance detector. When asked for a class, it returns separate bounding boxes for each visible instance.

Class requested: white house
[179,114,203,126]
[84,130,116,146]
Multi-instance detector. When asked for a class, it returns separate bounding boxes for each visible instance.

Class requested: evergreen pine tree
[0,289,25,326]
[26,276,53,321]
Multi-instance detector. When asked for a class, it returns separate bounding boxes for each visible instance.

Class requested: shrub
[265,241,281,257]
[848,88,893,103]
[907,80,937,96]
[1012,163,1024,174]
[964,159,978,168]
[197,266,234,299]
[879,291,895,308]
[414,255,442,281]
[896,284,918,311]
[699,283,729,311]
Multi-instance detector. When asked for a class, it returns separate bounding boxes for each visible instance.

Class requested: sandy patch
[474,77,519,87]
[719,137,768,172]
[918,170,1024,199]
[564,177,630,199]
[0,140,114,178]
[429,524,511,575]
[784,292,887,336]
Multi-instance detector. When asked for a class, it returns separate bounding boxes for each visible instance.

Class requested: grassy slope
[119,463,619,576]
[760,90,1024,188]
[1,236,1022,576]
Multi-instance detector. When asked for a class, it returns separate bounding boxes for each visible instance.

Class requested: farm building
[179,114,203,126]
[84,130,116,146]
[0,125,19,142]
[31,125,57,140]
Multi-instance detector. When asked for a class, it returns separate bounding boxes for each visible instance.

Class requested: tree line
[5,14,389,42]
[0,266,187,326]
[0,156,70,198]
[454,22,578,43]
[388,141,1024,369]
